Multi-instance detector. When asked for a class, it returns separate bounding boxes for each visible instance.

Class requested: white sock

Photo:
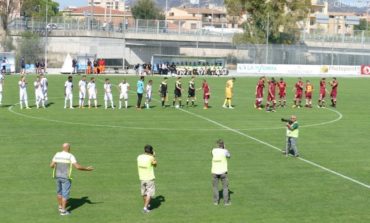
[104,100,107,109]
[20,101,23,109]
[125,100,128,108]
[94,100,97,107]
[25,100,29,108]
[0,92,2,104]
[119,101,122,109]
[42,99,45,108]
[64,98,67,108]
[70,99,73,108]
[111,100,114,108]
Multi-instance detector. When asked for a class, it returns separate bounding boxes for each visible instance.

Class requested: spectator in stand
[93,59,99,74]
[72,58,78,74]
[35,60,40,75]
[20,57,26,75]
[87,59,92,75]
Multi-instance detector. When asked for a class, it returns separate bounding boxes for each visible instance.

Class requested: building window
[193,13,195,17]
[169,12,174,16]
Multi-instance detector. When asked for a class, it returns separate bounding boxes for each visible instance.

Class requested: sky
[56,0,86,9]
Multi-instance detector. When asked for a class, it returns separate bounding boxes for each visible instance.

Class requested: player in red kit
[254,76,265,110]
[202,79,211,109]
[277,78,287,108]
[318,78,327,108]
[330,77,338,107]
[266,77,277,112]
[293,77,304,108]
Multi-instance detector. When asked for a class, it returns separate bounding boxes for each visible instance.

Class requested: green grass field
[1,74,370,223]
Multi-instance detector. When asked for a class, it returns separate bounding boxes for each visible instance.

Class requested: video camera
[281,118,293,125]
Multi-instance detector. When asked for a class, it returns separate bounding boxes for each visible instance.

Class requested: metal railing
[301,30,370,44]
[7,17,235,38]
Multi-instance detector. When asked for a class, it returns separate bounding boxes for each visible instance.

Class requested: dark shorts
[160,92,167,98]
[305,93,312,99]
[267,95,275,101]
[174,90,181,98]
[188,90,195,97]
[295,91,303,99]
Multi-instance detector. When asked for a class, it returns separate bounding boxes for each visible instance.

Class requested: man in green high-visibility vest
[283,115,299,157]
[211,139,231,206]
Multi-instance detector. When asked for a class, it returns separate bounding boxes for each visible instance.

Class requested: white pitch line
[179,108,370,190]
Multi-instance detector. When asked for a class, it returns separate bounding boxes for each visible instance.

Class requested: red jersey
[256,80,265,98]
[267,81,276,101]
[202,82,210,99]
[268,81,276,97]
[320,80,326,93]
[278,81,286,93]
[330,80,338,97]
[98,59,104,66]
[295,81,304,93]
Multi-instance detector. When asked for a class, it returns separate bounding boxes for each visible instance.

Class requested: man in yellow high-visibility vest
[137,145,157,213]
[50,143,94,216]
[283,115,299,157]
[211,139,231,206]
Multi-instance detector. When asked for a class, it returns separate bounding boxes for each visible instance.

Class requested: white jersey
[0,75,4,92]
[79,80,87,93]
[40,77,48,91]
[104,83,112,93]
[146,84,152,98]
[64,81,73,94]
[119,83,129,94]
[19,80,27,91]
[34,81,43,94]
[87,82,96,94]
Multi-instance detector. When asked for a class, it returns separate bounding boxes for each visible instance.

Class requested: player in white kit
[87,77,97,109]
[78,75,87,108]
[19,76,30,109]
[0,74,4,106]
[40,74,48,105]
[64,76,74,109]
[104,78,114,109]
[145,80,153,109]
[118,79,130,109]
[34,76,45,109]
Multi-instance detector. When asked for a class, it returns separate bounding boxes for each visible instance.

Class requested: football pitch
[0,75,369,223]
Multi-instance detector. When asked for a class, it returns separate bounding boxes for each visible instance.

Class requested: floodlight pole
[45,1,48,73]
[265,13,269,64]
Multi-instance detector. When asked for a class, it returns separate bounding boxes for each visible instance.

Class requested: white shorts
[104,93,113,101]
[120,93,128,100]
[146,93,152,101]
[65,92,73,100]
[89,92,97,100]
[79,91,86,99]
[43,89,48,98]
[0,85,3,92]
[35,91,44,100]
[20,90,28,101]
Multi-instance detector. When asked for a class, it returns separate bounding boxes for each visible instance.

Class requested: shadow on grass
[150,195,165,210]
[67,196,103,212]
[218,190,234,201]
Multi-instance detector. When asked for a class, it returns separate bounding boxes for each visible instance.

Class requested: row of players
[254,77,339,112]
[10,75,338,111]
[15,75,211,110]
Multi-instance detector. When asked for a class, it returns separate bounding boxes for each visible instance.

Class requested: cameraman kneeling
[282,115,299,157]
